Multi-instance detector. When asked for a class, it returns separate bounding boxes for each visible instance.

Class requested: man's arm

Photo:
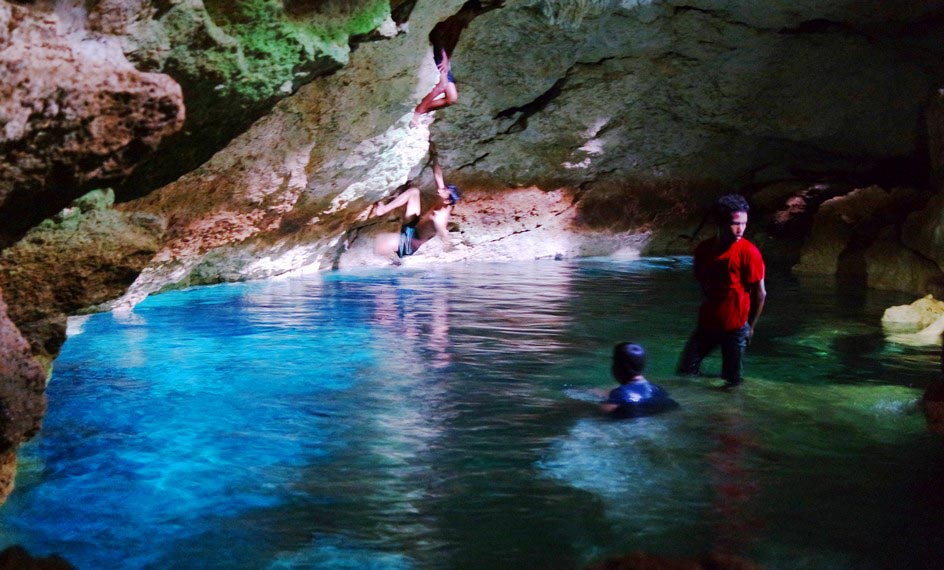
[600,402,619,414]
[432,153,446,190]
[747,278,767,343]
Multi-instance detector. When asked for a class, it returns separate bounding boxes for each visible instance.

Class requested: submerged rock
[586,550,759,570]
[882,295,944,331]
[0,545,73,570]
[882,295,944,347]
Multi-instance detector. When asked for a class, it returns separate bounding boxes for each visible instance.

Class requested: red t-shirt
[693,237,765,332]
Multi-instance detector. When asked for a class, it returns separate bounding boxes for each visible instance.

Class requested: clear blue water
[0,258,942,569]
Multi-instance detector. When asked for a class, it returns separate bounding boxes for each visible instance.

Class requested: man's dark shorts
[397,224,416,258]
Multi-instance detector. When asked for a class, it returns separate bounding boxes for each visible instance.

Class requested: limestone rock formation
[0,189,165,367]
[434,1,944,194]
[335,187,649,269]
[104,0,471,310]
[863,232,944,296]
[84,0,397,196]
[903,192,944,271]
[0,289,47,500]
[0,1,184,245]
[882,294,944,330]
[4,0,944,504]
[108,0,944,304]
[882,294,944,347]
[789,184,941,294]
[793,186,896,275]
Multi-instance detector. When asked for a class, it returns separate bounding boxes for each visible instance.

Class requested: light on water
[1,259,942,569]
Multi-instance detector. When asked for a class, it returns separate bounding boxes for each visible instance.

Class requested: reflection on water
[0,258,942,569]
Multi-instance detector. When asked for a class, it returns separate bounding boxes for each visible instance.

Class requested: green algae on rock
[106,0,396,197]
[0,189,165,367]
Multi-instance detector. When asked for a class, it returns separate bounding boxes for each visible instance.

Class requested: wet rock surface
[0,290,47,500]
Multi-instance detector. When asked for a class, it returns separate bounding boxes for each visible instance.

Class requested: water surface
[1,258,941,569]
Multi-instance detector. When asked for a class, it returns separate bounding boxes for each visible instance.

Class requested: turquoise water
[0,258,941,569]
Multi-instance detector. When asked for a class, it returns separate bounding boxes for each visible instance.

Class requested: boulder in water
[881,295,944,331]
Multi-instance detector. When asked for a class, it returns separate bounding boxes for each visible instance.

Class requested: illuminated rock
[882,294,944,331]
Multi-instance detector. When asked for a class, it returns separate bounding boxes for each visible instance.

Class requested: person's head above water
[714,194,750,244]
[612,342,646,383]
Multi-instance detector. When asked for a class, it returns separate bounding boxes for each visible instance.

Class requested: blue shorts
[397,225,416,258]
[433,50,455,83]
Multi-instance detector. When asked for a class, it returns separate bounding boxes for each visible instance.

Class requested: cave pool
[0,257,942,569]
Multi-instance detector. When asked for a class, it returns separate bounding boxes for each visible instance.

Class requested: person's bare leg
[374,231,401,256]
[374,187,421,218]
[412,73,453,126]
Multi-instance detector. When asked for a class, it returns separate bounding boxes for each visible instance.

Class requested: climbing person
[371,149,460,259]
[677,194,767,389]
[409,4,479,127]
[601,342,679,418]
[410,46,458,128]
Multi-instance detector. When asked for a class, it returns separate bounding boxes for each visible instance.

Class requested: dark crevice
[672,5,764,33]
[672,6,724,18]
[390,0,418,25]
[494,76,567,133]
[456,153,490,170]
[429,1,504,58]
[777,18,874,40]
[492,55,622,133]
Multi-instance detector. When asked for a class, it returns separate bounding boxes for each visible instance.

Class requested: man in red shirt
[678,194,767,388]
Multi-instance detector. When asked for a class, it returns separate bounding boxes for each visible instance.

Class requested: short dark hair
[446,184,461,205]
[613,342,646,377]
[714,194,750,223]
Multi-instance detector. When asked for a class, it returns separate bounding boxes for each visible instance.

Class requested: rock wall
[83,0,396,196]
[0,1,184,246]
[0,189,165,367]
[105,0,944,305]
[434,0,944,192]
[0,289,47,500]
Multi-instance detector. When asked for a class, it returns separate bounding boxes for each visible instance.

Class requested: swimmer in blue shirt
[601,342,679,418]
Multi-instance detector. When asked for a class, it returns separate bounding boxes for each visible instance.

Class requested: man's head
[714,194,750,244]
[438,184,461,206]
[612,342,646,383]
